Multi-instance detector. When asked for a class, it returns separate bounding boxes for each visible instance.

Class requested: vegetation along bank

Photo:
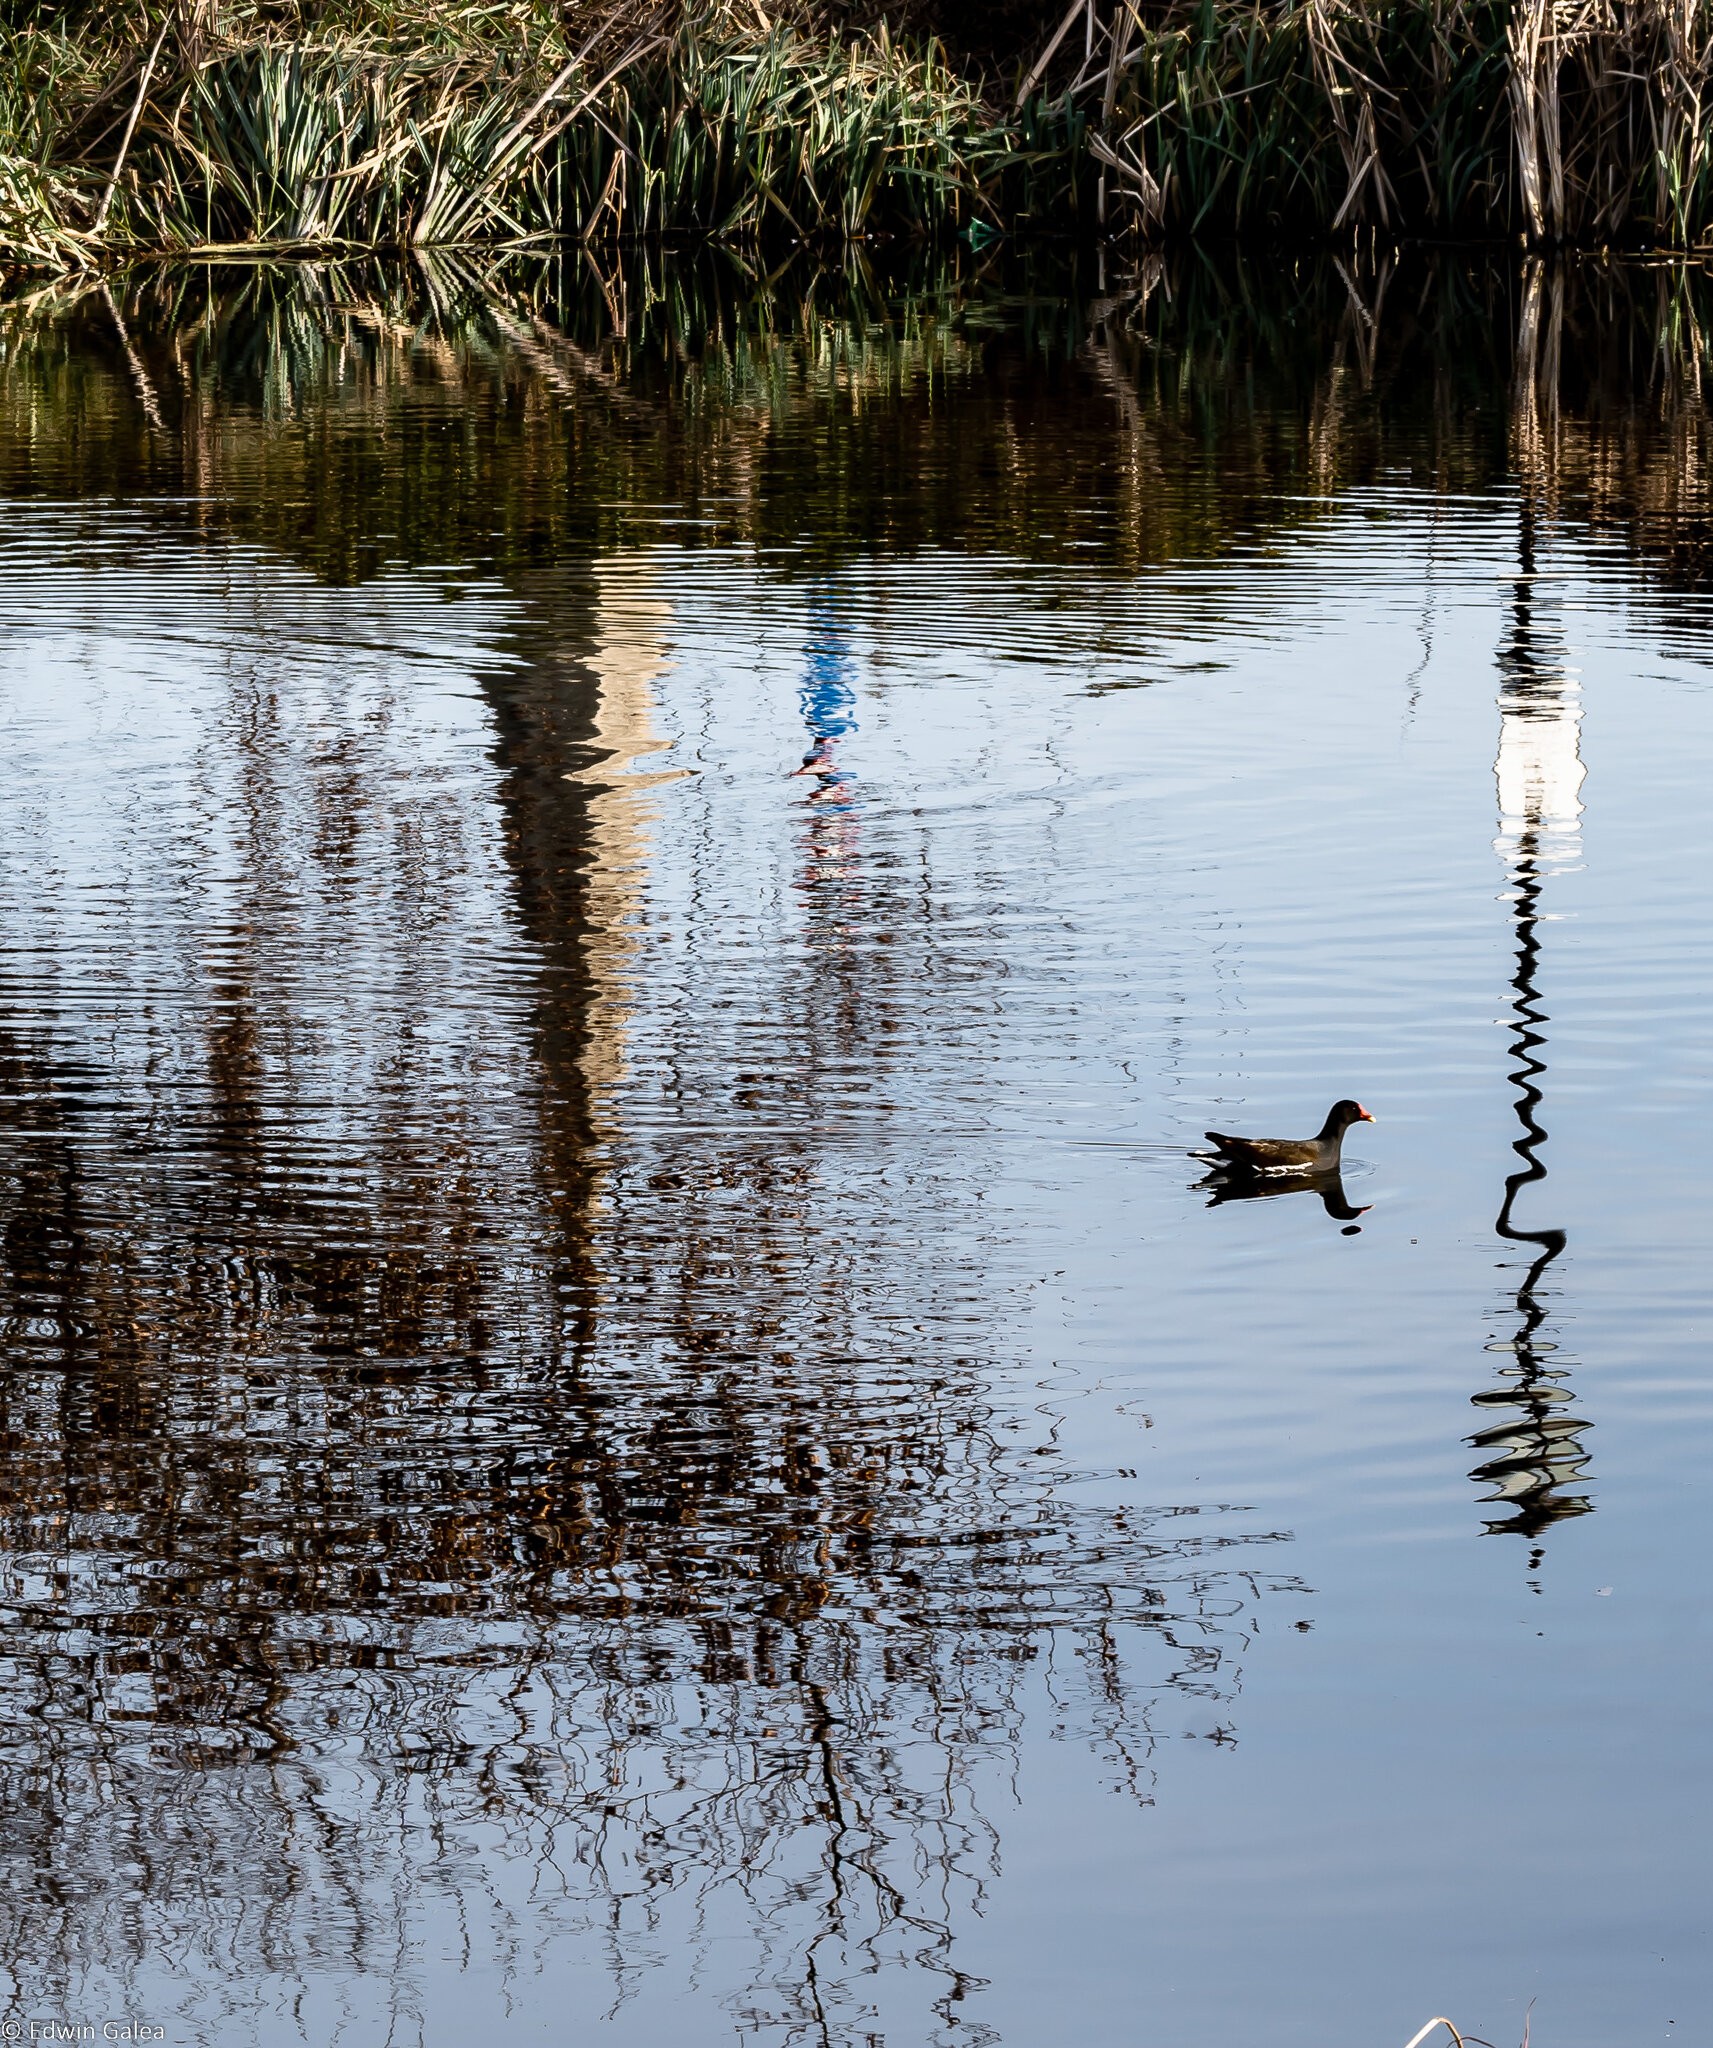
[5,0,1713,273]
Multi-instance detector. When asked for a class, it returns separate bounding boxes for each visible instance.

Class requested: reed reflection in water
[1470,481,1595,1549]
[0,247,1711,2047]
[0,520,1292,2044]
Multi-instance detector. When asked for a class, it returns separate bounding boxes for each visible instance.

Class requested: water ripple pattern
[0,257,1709,2048]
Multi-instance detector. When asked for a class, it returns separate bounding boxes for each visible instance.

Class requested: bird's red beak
[1357,1106,1374,1122]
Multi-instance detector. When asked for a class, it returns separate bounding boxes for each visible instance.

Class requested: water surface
[0,253,1709,2048]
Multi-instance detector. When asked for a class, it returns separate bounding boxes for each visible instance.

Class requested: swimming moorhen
[1197,1100,1374,1174]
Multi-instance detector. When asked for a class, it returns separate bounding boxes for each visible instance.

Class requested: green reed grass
[9,0,1713,271]
[2,25,104,266]
[122,43,563,248]
[566,27,1062,239]
[0,14,1053,259]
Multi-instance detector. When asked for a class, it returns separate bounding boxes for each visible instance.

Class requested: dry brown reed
[1401,2021,1469,2048]
[1031,0,1713,242]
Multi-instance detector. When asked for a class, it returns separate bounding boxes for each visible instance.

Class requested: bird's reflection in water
[1197,1167,1370,1227]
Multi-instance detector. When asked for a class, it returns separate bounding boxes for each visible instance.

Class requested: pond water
[0,252,1709,2048]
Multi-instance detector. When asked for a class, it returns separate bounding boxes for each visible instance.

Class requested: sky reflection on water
[0,252,1709,2047]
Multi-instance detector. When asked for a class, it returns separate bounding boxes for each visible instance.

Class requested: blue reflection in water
[795,583,860,805]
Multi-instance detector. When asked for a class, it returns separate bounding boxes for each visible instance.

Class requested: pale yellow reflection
[566,554,691,1120]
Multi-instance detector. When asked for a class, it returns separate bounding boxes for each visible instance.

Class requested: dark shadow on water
[7,244,1713,600]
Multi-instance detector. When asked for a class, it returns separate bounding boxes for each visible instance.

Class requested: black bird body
[1199,1100,1373,1175]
